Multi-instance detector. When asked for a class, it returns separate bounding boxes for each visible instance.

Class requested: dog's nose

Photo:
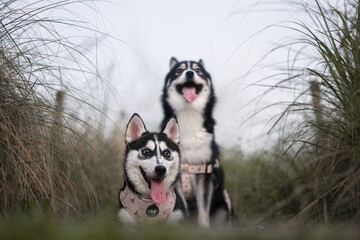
[186,70,194,79]
[155,165,166,177]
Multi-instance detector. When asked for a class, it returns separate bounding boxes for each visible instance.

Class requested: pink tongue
[150,180,166,205]
[182,87,198,102]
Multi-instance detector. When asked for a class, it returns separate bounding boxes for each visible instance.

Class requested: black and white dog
[161,58,232,227]
[118,113,185,224]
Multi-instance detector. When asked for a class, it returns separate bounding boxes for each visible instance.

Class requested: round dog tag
[146,204,159,218]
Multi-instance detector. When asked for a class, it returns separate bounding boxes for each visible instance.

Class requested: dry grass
[224,0,360,226]
[0,0,124,216]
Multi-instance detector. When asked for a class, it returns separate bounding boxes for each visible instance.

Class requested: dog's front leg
[118,208,137,225]
[167,209,184,224]
[196,174,213,228]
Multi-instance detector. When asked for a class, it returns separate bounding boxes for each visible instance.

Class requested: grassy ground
[0,212,359,240]
[0,214,360,240]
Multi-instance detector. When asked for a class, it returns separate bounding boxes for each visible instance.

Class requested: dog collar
[119,184,176,222]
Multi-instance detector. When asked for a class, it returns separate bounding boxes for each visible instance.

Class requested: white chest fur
[175,106,213,165]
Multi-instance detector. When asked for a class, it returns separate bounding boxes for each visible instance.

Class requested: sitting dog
[161,58,232,227]
[118,113,185,224]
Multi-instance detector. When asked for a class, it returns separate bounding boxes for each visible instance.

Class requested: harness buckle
[205,159,220,174]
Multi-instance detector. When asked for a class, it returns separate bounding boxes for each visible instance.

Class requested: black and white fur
[118,113,185,225]
[161,58,232,227]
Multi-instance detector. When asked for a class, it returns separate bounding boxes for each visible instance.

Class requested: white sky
[84,0,312,152]
[44,0,320,152]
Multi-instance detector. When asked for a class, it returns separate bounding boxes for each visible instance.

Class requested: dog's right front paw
[198,217,210,228]
[118,209,137,226]
[166,210,184,225]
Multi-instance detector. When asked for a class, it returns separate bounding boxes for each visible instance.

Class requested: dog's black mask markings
[166,59,211,87]
[129,134,178,161]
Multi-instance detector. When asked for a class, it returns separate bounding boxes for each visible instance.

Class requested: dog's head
[124,113,180,204]
[163,57,213,113]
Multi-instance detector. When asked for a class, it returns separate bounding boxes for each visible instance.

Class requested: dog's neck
[123,179,150,199]
[177,106,206,132]
[162,96,216,135]
[172,108,214,165]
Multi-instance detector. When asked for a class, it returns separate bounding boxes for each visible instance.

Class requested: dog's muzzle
[186,70,194,79]
[155,165,166,178]
[175,81,203,95]
[140,167,151,189]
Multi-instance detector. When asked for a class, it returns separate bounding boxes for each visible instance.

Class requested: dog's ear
[162,116,180,144]
[125,113,147,143]
[170,57,178,69]
[198,59,204,67]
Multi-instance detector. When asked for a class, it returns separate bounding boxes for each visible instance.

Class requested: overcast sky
[58,0,317,152]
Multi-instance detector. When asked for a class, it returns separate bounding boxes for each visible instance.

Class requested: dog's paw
[118,209,137,226]
[166,210,184,225]
[198,216,210,228]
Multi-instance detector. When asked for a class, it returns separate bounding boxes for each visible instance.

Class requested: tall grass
[282,0,360,223]
[0,0,123,216]
[227,0,360,226]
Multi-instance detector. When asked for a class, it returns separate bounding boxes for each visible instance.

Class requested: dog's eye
[175,69,183,75]
[141,148,152,157]
[195,69,202,74]
[163,149,172,159]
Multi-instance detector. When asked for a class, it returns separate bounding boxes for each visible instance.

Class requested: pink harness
[180,160,232,213]
[181,160,220,199]
[119,185,176,222]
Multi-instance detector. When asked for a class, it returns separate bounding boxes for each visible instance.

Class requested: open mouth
[176,82,203,103]
[139,167,166,205]
[140,167,151,189]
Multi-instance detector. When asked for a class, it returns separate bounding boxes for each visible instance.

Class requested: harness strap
[179,160,233,220]
[180,159,220,199]
[119,185,176,222]
[180,159,220,174]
